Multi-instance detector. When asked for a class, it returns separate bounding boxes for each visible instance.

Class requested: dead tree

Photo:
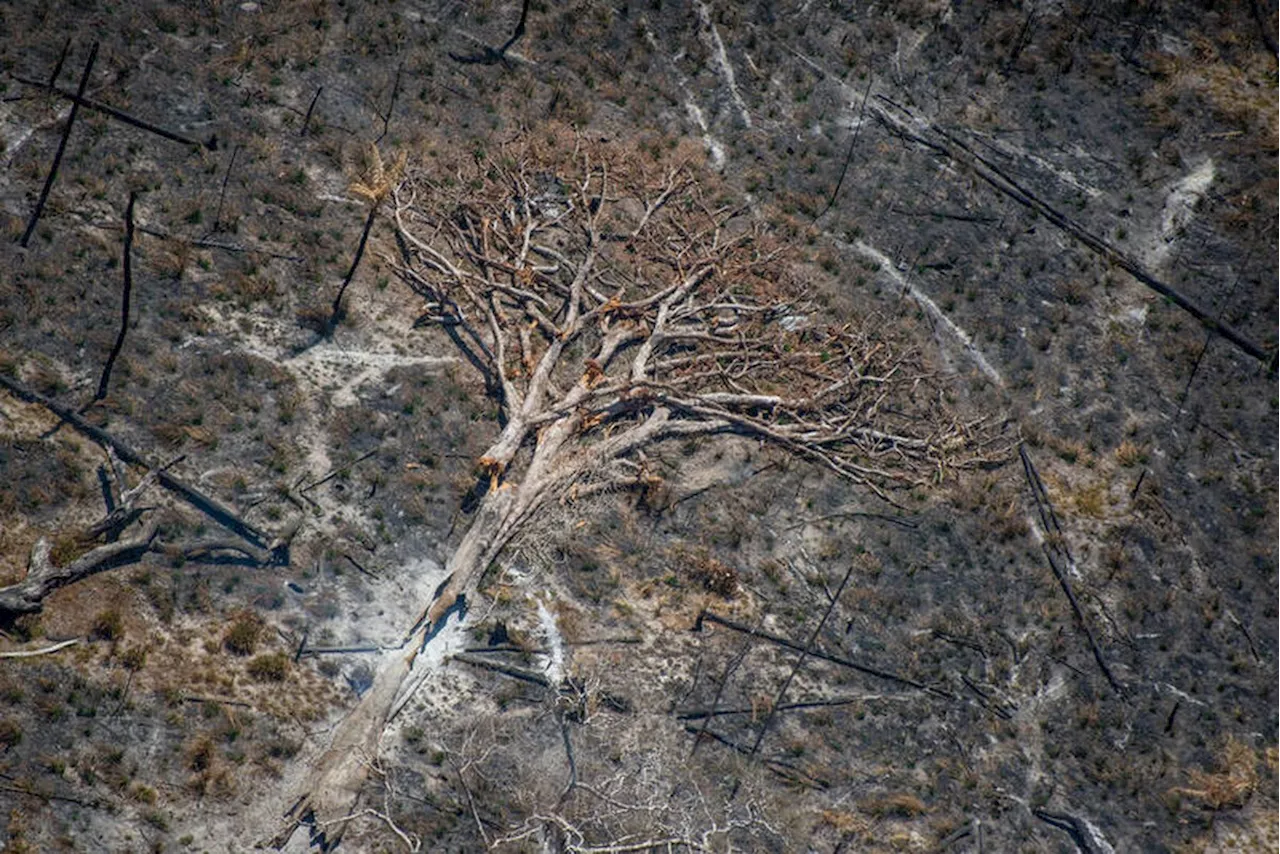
[276,127,1009,844]
[326,144,405,334]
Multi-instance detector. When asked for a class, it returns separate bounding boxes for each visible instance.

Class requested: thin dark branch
[1019,444,1122,693]
[47,38,72,88]
[301,86,323,136]
[300,449,378,493]
[681,725,831,788]
[816,74,873,220]
[694,609,951,697]
[1019,444,1072,563]
[136,223,303,262]
[20,42,98,247]
[375,68,401,144]
[748,564,853,755]
[556,713,577,805]
[452,652,551,687]
[0,373,271,549]
[691,615,761,756]
[449,0,531,65]
[874,102,1273,367]
[498,0,531,56]
[678,694,892,720]
[95,191,137,401]
[211,144,241,234]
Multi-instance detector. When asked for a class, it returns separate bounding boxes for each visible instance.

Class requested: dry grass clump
[689,553,739,597]
[1071,482,1108,519]
[1172,736,1260,810]
[91,609,124,641]
[1114,440,1147,468]
[247,652,290,682]
[1143,35,1278,142]
[223,613,263,656]
[863,793,929,818]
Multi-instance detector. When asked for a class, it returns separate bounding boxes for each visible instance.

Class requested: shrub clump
[690,554,739,597]
[91,609,124,641]
[0,718,22,749]
[247,652,289,682]
[223,615,262,656]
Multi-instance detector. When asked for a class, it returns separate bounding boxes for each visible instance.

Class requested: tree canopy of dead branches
[394,126,1002,509]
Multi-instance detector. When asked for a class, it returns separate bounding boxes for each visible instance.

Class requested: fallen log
[693,609,952,698]
[872,98,1274,369]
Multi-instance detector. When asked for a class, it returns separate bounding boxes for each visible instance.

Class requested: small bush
[1114,440,1147,467]
[91,609,124,641]
[188,737,215,772]
[223,615,262,656]
[247,652,289,682]
[689,554,739,597]
[119,645,148,671]
[864,793,928,818]
[1172,735,1260,810]
[0,718,22,749]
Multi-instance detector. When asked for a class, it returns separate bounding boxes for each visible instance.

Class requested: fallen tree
[275,126,1011,848]
[0,448,160,618]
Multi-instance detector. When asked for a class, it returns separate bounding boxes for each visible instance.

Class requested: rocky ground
[0,1,1276,852]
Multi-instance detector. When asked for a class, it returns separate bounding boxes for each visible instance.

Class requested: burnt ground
[0,1,1276,852]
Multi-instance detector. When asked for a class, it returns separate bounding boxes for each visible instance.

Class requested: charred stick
[452,652,551,687]
[329,201,380,332]
[47,38,72,88]
[95,191,137,401]
[20,42,97,247]
[211,144,241,233]
[0,373,270,548]
[301,86,323,136]
[695,609,950,697]
[748,564,853,755]
[817,74,873,220]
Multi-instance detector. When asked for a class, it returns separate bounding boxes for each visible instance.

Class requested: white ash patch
[536,598,566,686]
[847,239,1005,388]
[1145,158,1215,272]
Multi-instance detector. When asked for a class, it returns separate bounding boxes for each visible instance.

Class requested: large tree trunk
[275,479,527,849]
[274,406,600,847]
